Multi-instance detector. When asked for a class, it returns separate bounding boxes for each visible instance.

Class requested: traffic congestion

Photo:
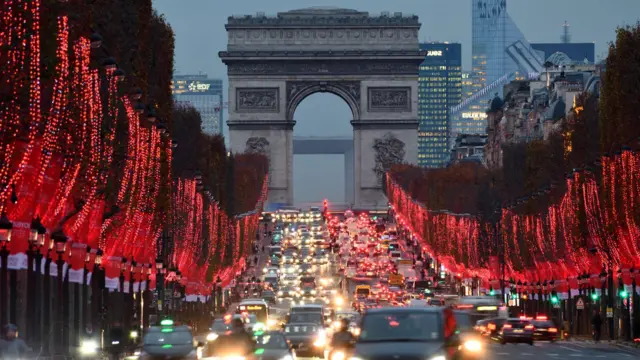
[127,207,639,360]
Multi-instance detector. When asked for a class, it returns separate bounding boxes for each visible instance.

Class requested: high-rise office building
[472,0,544,91]
[418,43,462,168]
[171,74,224,135]
[449,72,486,149]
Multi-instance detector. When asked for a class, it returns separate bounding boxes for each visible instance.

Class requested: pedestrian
[0,324,31,359]
[591,309,602,342]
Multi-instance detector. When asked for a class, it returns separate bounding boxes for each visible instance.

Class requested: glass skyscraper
[418,43,462,168]
[171,74,224,135]
[454,0,544,125]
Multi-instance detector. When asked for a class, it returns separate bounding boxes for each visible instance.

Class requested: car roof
[292,304,323,308]
[363,307,443,315]
[147,325,191,332]
[239,299,268,305]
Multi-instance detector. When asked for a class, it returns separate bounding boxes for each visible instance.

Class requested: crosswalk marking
[568,355,583,357]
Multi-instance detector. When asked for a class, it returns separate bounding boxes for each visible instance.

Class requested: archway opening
[292,92,353,208]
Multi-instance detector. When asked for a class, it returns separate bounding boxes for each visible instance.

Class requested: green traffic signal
[489,288,495,296]
[591,292,599,300]
[619,289,628,299]
[551,296,559,304]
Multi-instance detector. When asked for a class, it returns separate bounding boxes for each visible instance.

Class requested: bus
[237,299,269,326]
[455,296,506,323]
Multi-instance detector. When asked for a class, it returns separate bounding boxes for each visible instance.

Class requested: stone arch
[285,81,361,121]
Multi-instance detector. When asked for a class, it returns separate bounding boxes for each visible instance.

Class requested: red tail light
[502,324,512,329]
[548,328,558,333]
[488,324,496,330]
[525,325,534,330]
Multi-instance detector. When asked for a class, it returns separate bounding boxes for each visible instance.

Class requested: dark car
[140,325,199,359]
[300,286,317,298]
[485,317,508,339]
[454,311,484,360]
[500,318,534,345]
[254,332,295,360]
[283,323,325,357]
[352,308,461,360]
[531,317,558,341]
[262,290,277,305]
[278,286,298,299]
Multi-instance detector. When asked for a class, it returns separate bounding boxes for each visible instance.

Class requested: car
[499,318,534,345]
[454,311,484,359]
[531,316,559,341]
[351,307,461,360]
[282,323,326,357]
[141,325,200,359]
[207,317,232,341]
[262,290,277,305]
[278,286,299,299]
[254,331,296,360]
[299,286,317,298]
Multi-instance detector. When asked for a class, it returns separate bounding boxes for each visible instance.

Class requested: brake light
[525,325,534,330]
[548,328,558,333]
[502,324,512,329]
[457,304,474,309]
[488,324,496,330]
[536,316,548,320]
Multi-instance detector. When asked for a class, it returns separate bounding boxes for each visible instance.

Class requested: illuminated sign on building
[427,50,443,56]
[461,112,488,120]
[171,80,218,95]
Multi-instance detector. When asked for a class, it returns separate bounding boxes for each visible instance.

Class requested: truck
[389,273,404,287]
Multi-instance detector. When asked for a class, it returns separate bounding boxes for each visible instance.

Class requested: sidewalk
[568,334,640,350]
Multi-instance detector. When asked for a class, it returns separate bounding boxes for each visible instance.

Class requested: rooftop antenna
[561,21,571,43]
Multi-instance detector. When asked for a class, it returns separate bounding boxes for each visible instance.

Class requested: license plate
[514,330,523,333]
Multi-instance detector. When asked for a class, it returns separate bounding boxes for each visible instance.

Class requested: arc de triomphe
[219,7,424,209]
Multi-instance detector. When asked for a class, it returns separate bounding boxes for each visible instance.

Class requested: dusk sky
[152,0,640,205]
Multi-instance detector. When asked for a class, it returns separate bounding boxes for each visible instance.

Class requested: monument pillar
[344,144,355,207]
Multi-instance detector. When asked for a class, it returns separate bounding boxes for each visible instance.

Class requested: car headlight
[278,291,283,296]
[463,339,482,352]
[80,339,99,355]
[279,355,294,360]
[428,356,446,360]
[206,332,219,341]
[331,351,346,360]
[311,290,316,294]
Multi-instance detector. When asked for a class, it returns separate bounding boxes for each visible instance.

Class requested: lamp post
[175,271,182,316]
[81,246,92,342]
[155,258,165,317]
[168,267,177,316]
[27,217,46,343]
[92,249,103,339]
[52,230,68,356]
[0,212,13,328]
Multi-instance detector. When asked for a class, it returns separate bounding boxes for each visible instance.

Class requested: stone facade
[220,7,423,209]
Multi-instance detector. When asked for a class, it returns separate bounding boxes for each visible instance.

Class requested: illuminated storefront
[418,43,462,168]
[171,75,224,135]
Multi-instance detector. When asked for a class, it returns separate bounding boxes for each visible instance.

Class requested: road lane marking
[558,345,583,352]
[568,355,583,357]
[547,354,559,356]
[520,353,533,355]
[496,352,510,355]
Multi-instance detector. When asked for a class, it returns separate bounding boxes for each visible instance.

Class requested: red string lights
[387,149,640,285]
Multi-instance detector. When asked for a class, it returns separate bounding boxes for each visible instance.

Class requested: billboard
[171,79,221,95]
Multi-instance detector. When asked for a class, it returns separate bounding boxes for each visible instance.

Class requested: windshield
[356,288,370,295]
[144,330,193,345]
[211,320,232,332]
[453,313,473,331]
[284,325,318,334]
[289,313,323,324]
[256,334,289,349]
[359,313,442,342]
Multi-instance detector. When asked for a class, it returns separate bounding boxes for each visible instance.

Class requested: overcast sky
[152,0,640,205]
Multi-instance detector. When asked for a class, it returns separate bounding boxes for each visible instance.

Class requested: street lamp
[51,230,68,356]
[27,217,46,343]
[0,212,13,328]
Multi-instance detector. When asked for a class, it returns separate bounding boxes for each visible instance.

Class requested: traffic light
[619,288,629,299]
[489,286,495,296]
[522,292,528,300]
[591,292,599,301]
[550,290,559,304]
